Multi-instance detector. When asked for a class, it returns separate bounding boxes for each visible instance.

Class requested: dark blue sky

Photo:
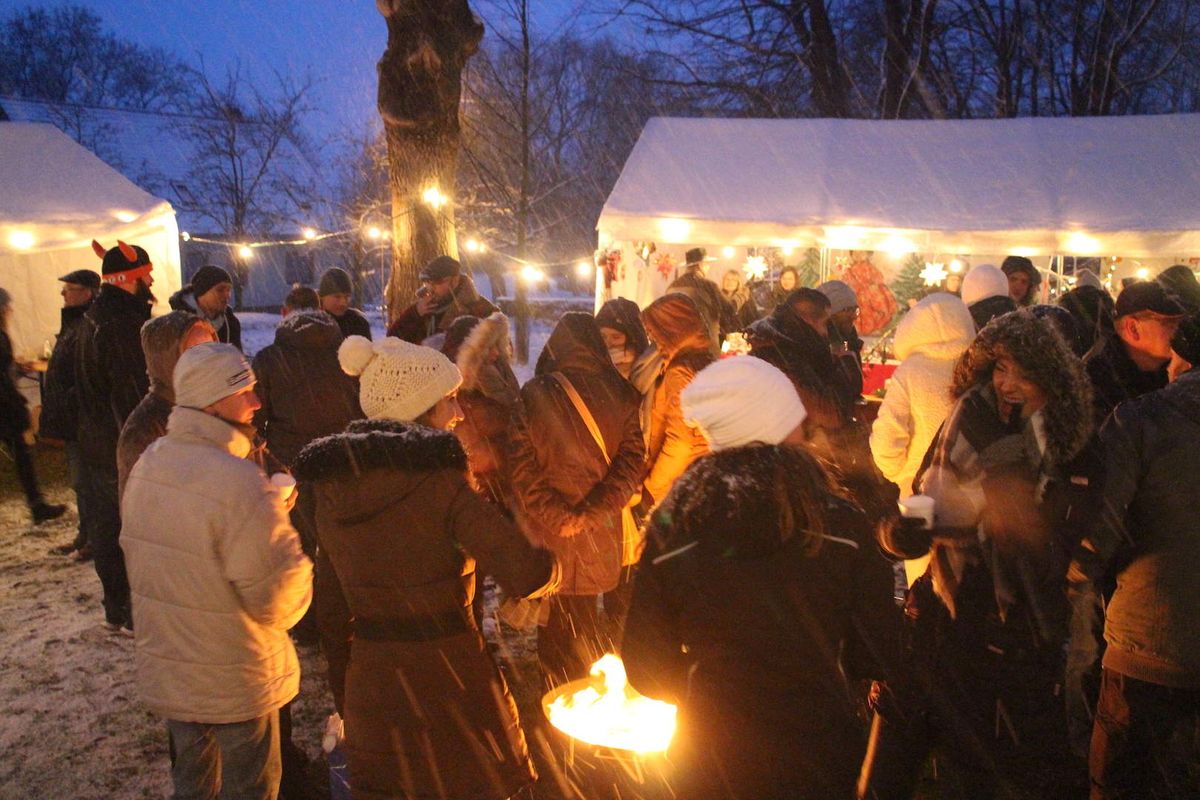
[31,0,598,145]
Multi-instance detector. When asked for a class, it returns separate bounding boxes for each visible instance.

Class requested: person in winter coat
[1067,313,1200,799]
[251,309,362,469]
[387,256,497,344]
[0,288,67,524]
[818,279,865,399]
[168,265,242,350]
[751,266,800,318]
[871,292,976,500]
[860,309,1093,800]
[122,343,312,800]
[1084,281,1185,425]
[1002,255,1042,306]
[440,312,521,509]
[640,293,714,507]
[75,240,156,631]
[116,312,216,497]
[40,270,100,550]
[292,335,558,800]
[507,312,645,685]
[595,297,660,450]
[669,247,737,347]
[1058,280,1115,358]
[961,263,1018,331]
[317,268,373,341]
[720,268,759,329]
[625,355,902,800]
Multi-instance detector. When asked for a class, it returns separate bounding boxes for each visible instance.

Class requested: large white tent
[0,122,182,357]
[598,114,1200,306]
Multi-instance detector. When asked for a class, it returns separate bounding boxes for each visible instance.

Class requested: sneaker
[31,503,67,525]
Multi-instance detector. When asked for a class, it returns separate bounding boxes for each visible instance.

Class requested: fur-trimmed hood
[292,419,466,483]
[951,309,1093,466]
[455,312,519,404]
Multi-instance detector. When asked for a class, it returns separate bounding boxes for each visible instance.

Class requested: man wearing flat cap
[42,269,100,556]
[387,255,497,344]
[169,265,242,351]
[668,247,737,348]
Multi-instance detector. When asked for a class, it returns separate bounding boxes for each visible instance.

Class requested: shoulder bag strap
[550,372,610,466]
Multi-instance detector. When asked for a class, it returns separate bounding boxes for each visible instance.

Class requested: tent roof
[598,115,1200,257]
[0,121,174,253]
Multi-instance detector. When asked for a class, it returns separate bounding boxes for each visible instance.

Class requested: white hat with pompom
[338,335,462,422]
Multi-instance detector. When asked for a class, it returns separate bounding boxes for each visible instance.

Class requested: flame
[543,654,677,753]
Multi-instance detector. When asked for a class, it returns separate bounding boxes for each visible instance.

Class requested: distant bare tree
[168,66,320,308]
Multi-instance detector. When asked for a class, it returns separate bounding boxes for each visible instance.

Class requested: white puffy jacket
[121,406,312,724]
[870,292,976,498]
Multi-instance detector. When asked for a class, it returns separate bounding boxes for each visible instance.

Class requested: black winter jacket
[74,285,152,465]
[623,444,901,800]
[1084,334,1168,426]
[507,312,645,595]
[0,329,30,438]
[330,308,372,341]
[38,304,89,441]
[251,311,362,467]
[167,289,242,351]
[1070,369,1200,688]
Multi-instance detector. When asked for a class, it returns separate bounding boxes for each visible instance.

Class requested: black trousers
[537,594,607,688]
[1090,668,1200,799]
[83,459,129,625]
[2,432,44,509]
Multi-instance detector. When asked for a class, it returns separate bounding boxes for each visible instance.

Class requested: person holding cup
[860,309,1095,799]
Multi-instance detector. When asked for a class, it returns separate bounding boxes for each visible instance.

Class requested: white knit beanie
[817,280,858,314]
[960,263,1009,307]
[681,355,807,451]
[1074,268,1102,290]
[339,335,462,422]
[173,342,255,409]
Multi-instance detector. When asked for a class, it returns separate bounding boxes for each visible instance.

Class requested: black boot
[31,502,67,524]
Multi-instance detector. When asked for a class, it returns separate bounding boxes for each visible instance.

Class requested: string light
[366,227,382,240]
[7,230,35,249]
[302,227,317,240]
[949,259,964,273]
[520,265,546,283]
[721,246,736,259]
[575,260,593,278]
[422,186,448,209]
[238,245,253,259]
[464,238,483,253]
[1136,267,1150,280]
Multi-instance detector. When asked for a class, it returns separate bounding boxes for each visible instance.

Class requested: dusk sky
[29,0,607,145]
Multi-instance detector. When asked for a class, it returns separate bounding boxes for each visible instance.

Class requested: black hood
[595,298,649,356]
[747,302,838,375]
[273,310,343,351]
[535,311,619,378]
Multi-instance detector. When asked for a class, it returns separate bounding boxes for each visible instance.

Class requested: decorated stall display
[838,252,898,335]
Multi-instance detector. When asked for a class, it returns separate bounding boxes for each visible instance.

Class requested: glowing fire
[543,654,677,753]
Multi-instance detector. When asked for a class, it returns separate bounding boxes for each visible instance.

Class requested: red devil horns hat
[93,239,154,284]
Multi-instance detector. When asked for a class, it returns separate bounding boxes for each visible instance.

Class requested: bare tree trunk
[786,0,852,117]
[514,0,532,363]
[377,0,483,323]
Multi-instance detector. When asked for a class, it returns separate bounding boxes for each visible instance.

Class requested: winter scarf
[919,310,1092,629]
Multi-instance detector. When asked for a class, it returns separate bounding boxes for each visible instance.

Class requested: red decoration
[654,252,676,279]
[841,256,899,335]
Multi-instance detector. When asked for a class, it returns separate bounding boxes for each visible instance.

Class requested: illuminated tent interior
[597,114,1200,308]
[0,122,182,356]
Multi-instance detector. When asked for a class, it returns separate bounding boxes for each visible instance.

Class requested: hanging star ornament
[743,255,767,281]
[920,261,948,286]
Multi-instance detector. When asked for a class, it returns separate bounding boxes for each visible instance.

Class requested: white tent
[0,122,182,357]
[598,114,1200,306]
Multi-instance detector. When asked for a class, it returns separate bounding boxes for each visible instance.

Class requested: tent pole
[820,247,830,284]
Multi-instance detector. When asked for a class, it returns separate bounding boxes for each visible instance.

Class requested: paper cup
[898,494,935,529]
[270,473,297,501]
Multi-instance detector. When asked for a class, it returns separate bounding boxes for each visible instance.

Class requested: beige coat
[121,406,312,723]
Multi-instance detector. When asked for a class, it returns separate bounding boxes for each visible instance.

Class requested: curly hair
[950,309,1093,465]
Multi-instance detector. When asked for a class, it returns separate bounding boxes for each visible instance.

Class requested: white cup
[898,494,935,529]
[270,473,297,502]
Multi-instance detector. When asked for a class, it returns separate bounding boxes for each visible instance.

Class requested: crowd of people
[2,238,1199,800]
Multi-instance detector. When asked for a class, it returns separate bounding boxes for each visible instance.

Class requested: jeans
[1090,668,1200,799]
[83,459,129,625]
[167,710,281,800]
[1066,582,1106,758]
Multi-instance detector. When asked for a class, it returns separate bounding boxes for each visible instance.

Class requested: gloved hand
[879,515,933,560]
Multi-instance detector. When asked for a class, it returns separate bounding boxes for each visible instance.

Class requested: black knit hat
[420,256,461,282]
[190,265,232,298]
[318,267,353,297]
[1171,312,1200,366]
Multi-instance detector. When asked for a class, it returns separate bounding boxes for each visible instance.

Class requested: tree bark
[377,0,483,323]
